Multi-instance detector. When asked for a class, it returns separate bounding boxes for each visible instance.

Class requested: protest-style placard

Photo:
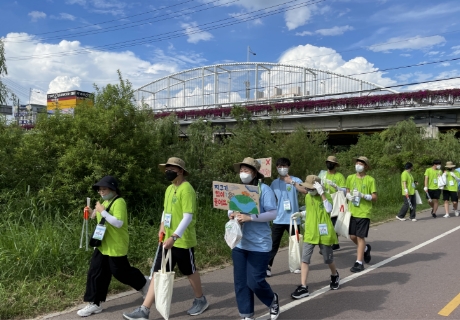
[256,157,272,178]
[212,181,260,214]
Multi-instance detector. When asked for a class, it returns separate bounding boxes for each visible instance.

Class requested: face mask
[165,170,178,181]
[308,190,318,196]
[436,165,441,170]
[102,191,114,201]
[326,162,335,170]
[240,172,253,184]
[355,164,364,173]
[277,168,289,176]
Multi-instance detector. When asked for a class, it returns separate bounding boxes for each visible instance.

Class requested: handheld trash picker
[406,194,413,211]
[149,232,165,279]
[425,191,432,203]
[79,197,91,251]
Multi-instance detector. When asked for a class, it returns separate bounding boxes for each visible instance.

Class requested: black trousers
[83,248,146,304]
[268,223,295,267]
[397,195,416,219]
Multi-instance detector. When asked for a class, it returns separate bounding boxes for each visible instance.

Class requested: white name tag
[93,224,106,241]
[412,182,416,188]
[433,179,437,184]
[319,223,328,236]
[283,200,291,211]
[450,180,455,186]
[164,213,172,228]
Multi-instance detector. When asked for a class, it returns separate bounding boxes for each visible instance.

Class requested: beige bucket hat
[445,161,456,168]
[300,175,321,189]
[158,157,189,176]
[326,155,340,167]
[353,156,371,169]
[233,157,264,179]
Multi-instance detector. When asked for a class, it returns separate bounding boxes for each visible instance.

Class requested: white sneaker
[444,214,450,218]
[293,268,301,274]
[396,216,406,221]
[266,266,272,277]
[455,211,459,217]
[140,276,150,299]
[77,303,102,317]
[411,219,417,222]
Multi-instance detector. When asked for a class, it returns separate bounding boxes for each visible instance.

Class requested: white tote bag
[415,190,423,205]
[288,218,303,273]
[154,247,175,320]
[224,219,243,249]
[438,173,446,189]
[334,207,351,240]
[330,191,348,218]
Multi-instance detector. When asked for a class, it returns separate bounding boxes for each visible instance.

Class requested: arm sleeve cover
[101,210,124,228]
[250,209,277,222]
[173,213,193,237]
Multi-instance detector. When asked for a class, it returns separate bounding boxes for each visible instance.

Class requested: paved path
[40,208,460,320]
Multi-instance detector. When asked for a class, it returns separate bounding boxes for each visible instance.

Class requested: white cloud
[28,11,46,22]
[48,76,82,93]
[400,53,411,57]
[51,13,76,21]
[181,22,213,44]
[285,6,313,30]
[405,69,460,91]
[2,33,206,104]
[66,0,126,15]
[369,35,446,52]
[66,0,86,4]
[277,44,396,88]
[296,25,353,37]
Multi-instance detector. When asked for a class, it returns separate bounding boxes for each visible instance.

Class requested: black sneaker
[432,212,437,218]
[291,285,310,299]
[364,244,371,263]
[269,292,280,320]
[350,262,364,273]
[330,272,340,290]
[332,244,341,251]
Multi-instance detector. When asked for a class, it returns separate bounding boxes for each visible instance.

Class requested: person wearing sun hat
[228,157,280,320]
[123,157,209,320]
[322,155,346,251]
[442,161,460,218]
[77,176,150,317]
[290,175,340,299]
[345,156,377,273]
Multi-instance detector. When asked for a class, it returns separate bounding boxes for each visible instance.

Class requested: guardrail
[153,89,460,120]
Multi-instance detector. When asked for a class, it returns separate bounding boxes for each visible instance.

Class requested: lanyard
[166,185,178,213]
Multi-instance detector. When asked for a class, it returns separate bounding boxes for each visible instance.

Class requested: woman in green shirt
[396,162,417,222]
[77,176,149,317]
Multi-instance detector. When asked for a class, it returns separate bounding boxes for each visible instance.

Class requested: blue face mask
[102,191,115,201]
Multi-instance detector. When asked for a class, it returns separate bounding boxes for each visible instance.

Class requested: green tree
[0,39,9,105]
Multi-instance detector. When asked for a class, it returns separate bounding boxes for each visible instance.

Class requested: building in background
[47,90,93,114]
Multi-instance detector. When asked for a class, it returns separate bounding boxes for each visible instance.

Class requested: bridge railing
[152,89,460,120]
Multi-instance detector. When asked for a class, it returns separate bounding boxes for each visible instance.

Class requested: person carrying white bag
[290,175,340,300]
[153,247,175,320]
[123,158,209,320]
[288,217,303,273]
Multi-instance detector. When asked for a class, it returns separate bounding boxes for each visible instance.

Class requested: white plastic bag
[415,190,422,205]
[224,219,242,249]
[334,208,351,239]
[154,248,175,320]
[330,191,348,218]
[438,173,446,189]
[288,218,303,272]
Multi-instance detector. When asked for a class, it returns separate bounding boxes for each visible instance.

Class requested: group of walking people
[76,155,378,320]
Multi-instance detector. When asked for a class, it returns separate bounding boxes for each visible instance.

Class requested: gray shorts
[302,243,334,265]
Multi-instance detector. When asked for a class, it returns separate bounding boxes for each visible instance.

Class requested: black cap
[92,176,119,193]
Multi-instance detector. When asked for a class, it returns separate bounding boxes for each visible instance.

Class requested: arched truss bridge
[134,62,399,112]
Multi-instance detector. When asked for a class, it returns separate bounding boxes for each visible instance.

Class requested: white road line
[257,224,460,320]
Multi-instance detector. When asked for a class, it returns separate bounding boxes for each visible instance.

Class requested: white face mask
[240,172,253,184]
[277,168,289,176]
[436,165,441,170]
[355,164,364,173]
[308,190,318,196]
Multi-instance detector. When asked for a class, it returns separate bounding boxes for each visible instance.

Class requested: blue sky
[1,0,460,105]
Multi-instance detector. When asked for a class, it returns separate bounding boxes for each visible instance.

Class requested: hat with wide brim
[300,175,321,189]
[233,157,264,179]
[353,156,371,169]
[445,161,456,168]
[158,157,189,176]
[326,155,340,167]
[92,175,120,193]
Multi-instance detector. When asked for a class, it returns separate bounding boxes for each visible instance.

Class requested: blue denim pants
[232,247,275,318]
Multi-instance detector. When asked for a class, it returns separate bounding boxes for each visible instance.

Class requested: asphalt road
[40,208,460,320]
